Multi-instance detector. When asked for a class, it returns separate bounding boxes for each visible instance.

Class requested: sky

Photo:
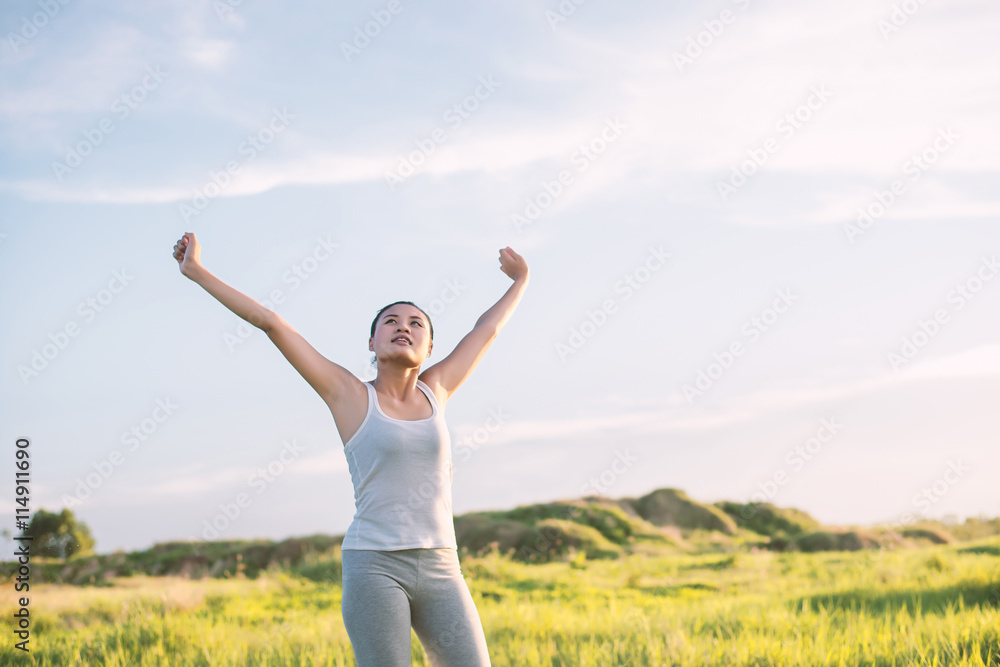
[1,0,998,555]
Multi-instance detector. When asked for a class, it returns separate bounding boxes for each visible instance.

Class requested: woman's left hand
[498,246,529,283]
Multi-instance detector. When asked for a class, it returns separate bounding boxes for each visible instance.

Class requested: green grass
[2,536,998,666]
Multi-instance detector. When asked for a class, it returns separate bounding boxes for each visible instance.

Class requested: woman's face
[369,304,432,365]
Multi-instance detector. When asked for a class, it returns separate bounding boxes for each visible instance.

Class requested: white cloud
[180,38,237,71]
[896,342,1000,379]
[3,0,998,219]
[472,343,1000,445]
[65,451,346,508]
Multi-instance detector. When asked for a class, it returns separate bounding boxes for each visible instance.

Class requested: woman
[172,231,529,666]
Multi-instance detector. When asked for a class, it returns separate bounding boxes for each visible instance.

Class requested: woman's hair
[369,301,434,367]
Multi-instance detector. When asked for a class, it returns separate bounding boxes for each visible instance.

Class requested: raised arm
[172,232,356,404]
[420,246,529,401]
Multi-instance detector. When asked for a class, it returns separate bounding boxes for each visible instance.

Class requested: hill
[3,486,998,584]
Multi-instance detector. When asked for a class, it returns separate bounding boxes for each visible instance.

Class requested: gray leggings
[341,547,491,666]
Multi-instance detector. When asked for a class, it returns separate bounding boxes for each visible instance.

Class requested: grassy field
[2,536,998,666]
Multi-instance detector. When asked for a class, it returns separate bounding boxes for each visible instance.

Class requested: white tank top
[341,379,458,550]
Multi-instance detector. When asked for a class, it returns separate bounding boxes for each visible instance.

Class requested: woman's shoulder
[417,376,449,413]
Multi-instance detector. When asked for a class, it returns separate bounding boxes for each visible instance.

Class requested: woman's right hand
[173,232,202,278]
